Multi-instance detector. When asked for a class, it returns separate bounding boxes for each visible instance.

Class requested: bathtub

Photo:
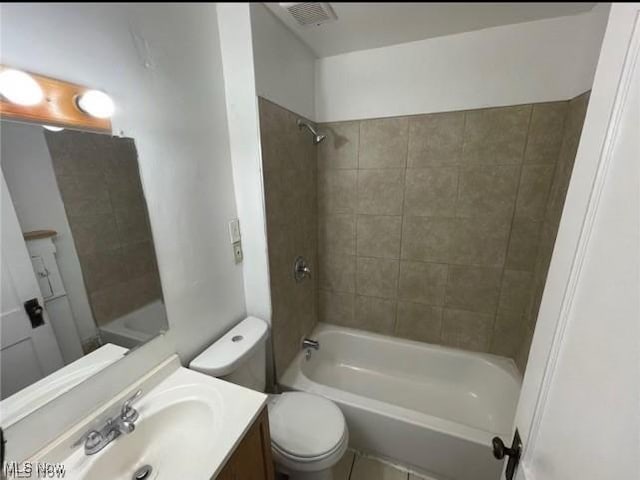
[279,323,521,480]
[99,300,168,349]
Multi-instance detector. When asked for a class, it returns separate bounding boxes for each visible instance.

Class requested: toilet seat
[268,392,348,472]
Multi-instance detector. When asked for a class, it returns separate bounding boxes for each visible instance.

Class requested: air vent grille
[281,2,337,27]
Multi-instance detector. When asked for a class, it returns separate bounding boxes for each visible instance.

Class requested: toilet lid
[268,392,346,459]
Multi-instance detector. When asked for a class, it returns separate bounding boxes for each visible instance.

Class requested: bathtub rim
[279,322,522,447]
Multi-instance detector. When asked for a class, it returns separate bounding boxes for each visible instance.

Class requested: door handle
[24,298,45,328]
[492,429,521,480]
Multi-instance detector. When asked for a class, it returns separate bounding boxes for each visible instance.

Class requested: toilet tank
[189,316,269,392]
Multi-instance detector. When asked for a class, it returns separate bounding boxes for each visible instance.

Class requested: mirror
[0,120,168,425]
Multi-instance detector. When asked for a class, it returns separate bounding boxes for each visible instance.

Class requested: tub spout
[302,338,319,350]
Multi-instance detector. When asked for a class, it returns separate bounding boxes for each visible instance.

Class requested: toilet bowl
[189,316,348,479]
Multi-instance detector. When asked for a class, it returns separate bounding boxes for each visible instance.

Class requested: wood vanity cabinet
[215,408,275,480]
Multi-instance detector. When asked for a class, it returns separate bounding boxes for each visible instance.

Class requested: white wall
[0,3,246,362]
[216,4,272,324]
[514,5,639,478]
[315,5,610,122]
[250,3,317,120]
[0,122,96,344]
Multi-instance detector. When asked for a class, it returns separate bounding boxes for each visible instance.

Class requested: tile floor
[333,450,430,480]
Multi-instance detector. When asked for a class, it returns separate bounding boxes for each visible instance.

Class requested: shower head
[297,119,326,145]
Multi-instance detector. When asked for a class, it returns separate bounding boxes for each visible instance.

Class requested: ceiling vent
[280,3,338,27]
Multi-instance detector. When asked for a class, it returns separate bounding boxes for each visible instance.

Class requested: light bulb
[76,90,114,119]
[43,125,64,132]
[0,69,44,106]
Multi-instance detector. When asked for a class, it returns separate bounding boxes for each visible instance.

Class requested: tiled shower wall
[316,93,589,365]
[258,98,318,377]
[45,131,162,328]
[515,92,590,370]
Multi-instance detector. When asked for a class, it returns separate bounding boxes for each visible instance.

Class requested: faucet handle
[121,389,142,422]
[72,430,104,455]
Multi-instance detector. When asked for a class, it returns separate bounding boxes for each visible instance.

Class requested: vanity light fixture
[0,69,44,106]
[43,125,64,132]
[76,90,114,119]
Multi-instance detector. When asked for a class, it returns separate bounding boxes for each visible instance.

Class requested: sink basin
[78,396,218,479]
[30,360,267,480]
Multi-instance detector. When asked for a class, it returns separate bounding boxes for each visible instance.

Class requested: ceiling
[264,2,597,58]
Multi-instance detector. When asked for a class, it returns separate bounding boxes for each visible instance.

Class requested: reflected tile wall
[316,95,589,367]
[258,98,318,377]
[45,131,161,327]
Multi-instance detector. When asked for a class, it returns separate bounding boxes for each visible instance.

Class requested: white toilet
[189,316,348,480]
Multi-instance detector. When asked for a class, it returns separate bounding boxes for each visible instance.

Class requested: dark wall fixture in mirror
[0,120,168,425]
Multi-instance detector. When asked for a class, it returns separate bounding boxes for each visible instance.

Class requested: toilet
[189,316,348,480]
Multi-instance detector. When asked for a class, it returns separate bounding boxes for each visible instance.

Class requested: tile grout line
[489,104,535,353]
[394,118,411,336]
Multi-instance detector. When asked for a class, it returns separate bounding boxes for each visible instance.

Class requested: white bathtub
[99,300,168,349]
[279,323,521,480]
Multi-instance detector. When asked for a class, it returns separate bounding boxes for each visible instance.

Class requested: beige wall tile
[359,117,409,169]
[318,169,357,214]
[57,174,112,217]
[127,272,162,310]
[318,122,359,170]
[463,105,531,165]
[114,207,152,245]
[451,216,511,266]
[456,165,520,219]
[90,282,132,325]
[404,167,458,217]
[408,111,464,168]
[442,308,494,352]
[80,249,128,294]
[121,241,158,279]
[401,216,454,263]
[356,257,399,299]
[273,322,301,378]
[398,261,447,306]
[396,302,443,343]
[355,296,397,334]
[107,176,146,211]
[490,310,527,358]
[319,254,356,293]
[319,214,356,256]
[357,168,405,215]
[445,265,502,314]
[356,215,402,259]
[68,214,121,255]
[524,101,568,164]
[499,269,534,315]
[505,218,543,271]
[318,289,355,326]
[515,165,555,221]
[259,97,290,171]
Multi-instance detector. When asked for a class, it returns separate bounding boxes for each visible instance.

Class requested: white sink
[30,360,266,480]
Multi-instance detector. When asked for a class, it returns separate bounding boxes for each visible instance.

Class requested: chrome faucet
[294,256,312,283]
[302,338,320,350]
[74,390,142,455]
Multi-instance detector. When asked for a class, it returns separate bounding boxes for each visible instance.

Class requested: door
[1,172,63,399]
[498,4,640,479]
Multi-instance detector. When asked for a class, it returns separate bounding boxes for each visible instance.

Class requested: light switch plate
[233,241,243,264]
[228,219,241,244]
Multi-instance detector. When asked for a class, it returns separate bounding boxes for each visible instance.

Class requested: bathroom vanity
[217,409,274,480]
[11,356,273,479]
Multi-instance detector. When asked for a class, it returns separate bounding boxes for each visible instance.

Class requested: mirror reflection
[0,120,167,424]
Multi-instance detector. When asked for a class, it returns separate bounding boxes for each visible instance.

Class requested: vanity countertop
[26,355,268,479]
